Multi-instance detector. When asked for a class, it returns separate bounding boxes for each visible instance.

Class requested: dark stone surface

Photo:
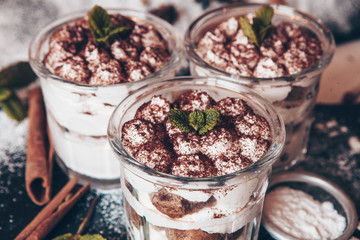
[0,104,359,240]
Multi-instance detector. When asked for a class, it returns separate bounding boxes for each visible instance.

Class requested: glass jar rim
[108,76,285,188]
[184,3,335,84]
[28,7,183,90]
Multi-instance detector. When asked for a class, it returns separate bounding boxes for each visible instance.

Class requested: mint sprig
[0,61,37,121]
[200,109,220,135]
[88,5,132,46]
[1,92,27,121]
[167,108,191,133]
[0,88,11,101]
[0,61,37,88]
[239,5,274,48]
[189,110,205,132]
[168,108,220,135]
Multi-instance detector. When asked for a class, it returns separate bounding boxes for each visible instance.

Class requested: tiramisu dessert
[109,80,284,239]
[29,5,181,186]
[44,6,171,84]
[185,4,335,170]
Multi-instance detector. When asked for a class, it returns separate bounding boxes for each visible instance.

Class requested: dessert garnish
[88,5,133,46]
[0,61,37,121]
[167,108,220,135]
[239,5,273,48]
[0,88,11,101]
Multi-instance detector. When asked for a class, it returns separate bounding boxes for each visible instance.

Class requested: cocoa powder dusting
[196,17,323,78]
[44,12,170,85]
[121,91,271,177]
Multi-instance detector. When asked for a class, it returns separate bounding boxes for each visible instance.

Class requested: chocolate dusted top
[175,90,216,112]
[196,17,323,78]
[121,91,271,177]
[135,95,171,124]
[44,13,170,85]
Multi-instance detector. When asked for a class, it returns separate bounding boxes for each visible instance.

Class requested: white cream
[41,78,131,180]
[122,168,267,234]
[123,185,263,233]
[47,112,120,179]
[251,84,291,104]
[41,78,131,136]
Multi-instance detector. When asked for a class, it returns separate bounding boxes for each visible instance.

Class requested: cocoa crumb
[213,213,226,218]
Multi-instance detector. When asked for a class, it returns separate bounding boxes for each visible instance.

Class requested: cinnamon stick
[15,178,90,240]
[26,87,52,206]
[27,182,90,240]
[47,123,54,197]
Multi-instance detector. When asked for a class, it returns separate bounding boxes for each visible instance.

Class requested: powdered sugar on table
[0,112,28,176]
[264,186,346,240]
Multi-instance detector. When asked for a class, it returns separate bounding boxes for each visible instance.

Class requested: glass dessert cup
[29,8,182,189]
[108,76,285,240]
[184,3,335,171]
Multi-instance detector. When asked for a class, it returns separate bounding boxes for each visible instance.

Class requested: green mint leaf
[106,26,132,43]
[88,5,133,46]
[239,17,259,47]
[255,5,274,26]
[109,27,132,35]
[88,5,112,38]
[168,108,220,135]
[0,88,11,101]
[79,234,107,240]
[51,233,106,240]
[189,110,205,131]
[254,5,273,44]
[0,62,37,88]
[258,24,272,44]
[92,36,108,46]
[167,108,191,133]
[239,5,274,48]
[52,233,73,240]
[95,26,132,46]
[251,18,268,46]
[88,5,113,46]
[199,108,220,135]
[1,92,27,121]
